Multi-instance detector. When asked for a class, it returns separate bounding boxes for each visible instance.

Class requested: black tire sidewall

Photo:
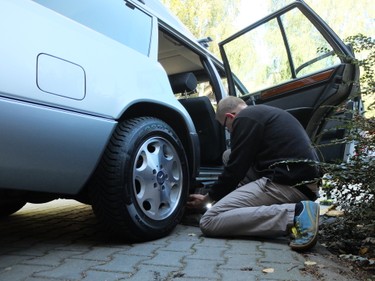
[117,118,189,238]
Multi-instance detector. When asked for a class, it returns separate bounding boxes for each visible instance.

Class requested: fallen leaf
[262,268,274,273]
[359,247,368,255]
[325,210,344,217]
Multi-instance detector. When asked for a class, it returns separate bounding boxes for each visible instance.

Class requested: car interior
[158,28,227,172]
[157,6,359,170]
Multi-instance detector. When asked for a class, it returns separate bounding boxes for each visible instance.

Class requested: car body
[0,0,360,240]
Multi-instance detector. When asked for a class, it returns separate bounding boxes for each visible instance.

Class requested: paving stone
[33,258,102,280]
[0,264,51,281]
[72,247,124,261]
[92,254,145,273]
[22,250,83,266]
[255,262,312,281]
[180,258,222,279]
[82,269,131,280]
[161,240,196,252]
[259,247,305,264]
[123,264,180,281]
[117,243,162,257]
[218,268,258,281]
[219,254,260,271]
[140,249,186,267]
[225,239,262,255]
[189,244,226,261]
[0,255,36,269]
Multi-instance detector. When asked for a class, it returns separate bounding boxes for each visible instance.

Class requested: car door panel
[257,64,353,129]
[219,1,360,162]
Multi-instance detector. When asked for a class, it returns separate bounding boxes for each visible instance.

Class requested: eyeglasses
[223,112,235,129]
[223,116,229,128]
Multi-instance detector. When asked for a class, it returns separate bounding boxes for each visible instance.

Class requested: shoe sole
[290,202,320,251]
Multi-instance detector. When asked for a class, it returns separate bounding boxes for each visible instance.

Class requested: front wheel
[90,117,189,241]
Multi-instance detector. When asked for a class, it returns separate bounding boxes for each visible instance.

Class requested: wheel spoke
[160,182,172,206]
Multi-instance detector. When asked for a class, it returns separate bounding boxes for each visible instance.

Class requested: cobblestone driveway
[0,199,351,281]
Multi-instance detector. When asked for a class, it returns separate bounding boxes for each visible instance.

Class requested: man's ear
[225,112,236,119]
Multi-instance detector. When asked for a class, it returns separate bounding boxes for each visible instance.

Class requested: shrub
[318,34,374,262]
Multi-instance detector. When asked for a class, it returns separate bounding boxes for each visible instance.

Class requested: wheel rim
[133,136,183,220]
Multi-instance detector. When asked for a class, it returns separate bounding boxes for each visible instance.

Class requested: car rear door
[219,1,360,163]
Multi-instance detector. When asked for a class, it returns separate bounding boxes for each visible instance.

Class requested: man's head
[216,96,247,132]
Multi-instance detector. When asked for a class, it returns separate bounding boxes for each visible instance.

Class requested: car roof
[134,0,198,41]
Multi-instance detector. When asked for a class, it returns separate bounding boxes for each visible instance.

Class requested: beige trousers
[200,177,310,238]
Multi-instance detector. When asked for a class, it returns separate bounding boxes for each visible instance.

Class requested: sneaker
[289,201,320,251]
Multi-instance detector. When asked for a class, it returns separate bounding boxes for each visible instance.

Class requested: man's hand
[186,194,210,209]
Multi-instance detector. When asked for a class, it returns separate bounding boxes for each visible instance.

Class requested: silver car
[0,0,360,241]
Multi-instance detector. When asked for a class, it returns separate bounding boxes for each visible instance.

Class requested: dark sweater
[209,104,321,201]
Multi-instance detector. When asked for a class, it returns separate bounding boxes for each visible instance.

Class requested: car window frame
[218,1,355,98]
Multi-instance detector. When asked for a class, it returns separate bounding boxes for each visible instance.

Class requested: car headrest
[169,72,197,94]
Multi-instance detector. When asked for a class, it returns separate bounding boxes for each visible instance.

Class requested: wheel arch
[119,101,199,180]
[80,101,199,203]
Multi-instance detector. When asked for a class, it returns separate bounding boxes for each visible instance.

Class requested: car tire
[90,117,189,241]
[0,200,26,218]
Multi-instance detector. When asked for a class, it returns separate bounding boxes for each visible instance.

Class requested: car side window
[33,0,152,56]
[221,7,341,95]
[283,9,341,77]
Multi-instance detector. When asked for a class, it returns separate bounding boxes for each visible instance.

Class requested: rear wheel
[90,117,189,241]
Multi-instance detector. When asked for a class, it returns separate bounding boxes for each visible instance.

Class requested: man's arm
[186,194,210,209]
[208,117,264,201]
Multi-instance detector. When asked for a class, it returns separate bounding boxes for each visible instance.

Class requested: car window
[283,9,341,76]
[33,0,152,56]
[221,6,341,95]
